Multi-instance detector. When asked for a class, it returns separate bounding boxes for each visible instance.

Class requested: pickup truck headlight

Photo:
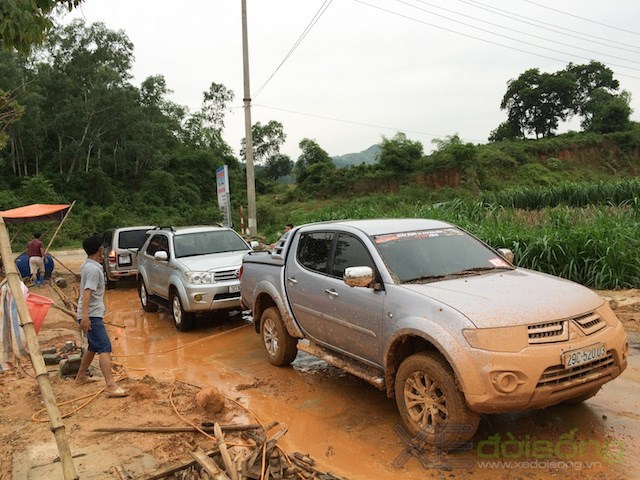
[463,326,527,352]
[184,271,215,284]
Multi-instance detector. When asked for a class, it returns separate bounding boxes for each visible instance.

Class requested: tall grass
[482,178,640,210]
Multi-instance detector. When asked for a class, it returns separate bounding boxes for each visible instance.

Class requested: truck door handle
[324,289,339,297]
[287,276,298,284]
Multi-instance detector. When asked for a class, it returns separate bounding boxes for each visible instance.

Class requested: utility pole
[241,0,257,237]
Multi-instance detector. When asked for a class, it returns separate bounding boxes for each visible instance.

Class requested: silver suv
[136,226,254,330]
[102,226,155,288]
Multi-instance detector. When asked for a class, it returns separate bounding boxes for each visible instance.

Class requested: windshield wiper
[452,266,513,275]
[403,274,450,284]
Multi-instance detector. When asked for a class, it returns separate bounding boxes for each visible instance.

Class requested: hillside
[332,145,380,168]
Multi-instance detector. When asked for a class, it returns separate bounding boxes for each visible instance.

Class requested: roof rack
[152,226,176,232]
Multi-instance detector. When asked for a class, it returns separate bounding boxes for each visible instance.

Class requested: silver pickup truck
[240,219,628,446]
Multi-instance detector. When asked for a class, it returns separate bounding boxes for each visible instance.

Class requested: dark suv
[102,226,154,287]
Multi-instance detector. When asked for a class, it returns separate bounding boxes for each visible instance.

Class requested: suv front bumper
[180,281,242,313]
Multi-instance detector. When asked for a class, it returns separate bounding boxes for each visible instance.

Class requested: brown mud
[0,252,638,479]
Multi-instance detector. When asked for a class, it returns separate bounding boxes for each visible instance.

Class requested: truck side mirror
[497,248,514,264]
[154,251,169,261]
[344,266,375,288]
[249,241,260,250]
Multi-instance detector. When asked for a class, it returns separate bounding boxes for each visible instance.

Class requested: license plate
[118,254,131,265]
[562,343,606,369]
[229,284,241,293]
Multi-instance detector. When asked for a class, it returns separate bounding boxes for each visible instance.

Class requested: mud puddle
[97,283,640,480]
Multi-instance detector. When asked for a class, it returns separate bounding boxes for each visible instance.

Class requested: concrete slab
[12,441,156,479]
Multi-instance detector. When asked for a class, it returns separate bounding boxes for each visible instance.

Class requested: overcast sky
[64,0,640,160]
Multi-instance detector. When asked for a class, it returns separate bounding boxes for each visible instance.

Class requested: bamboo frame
[0,214,78,480]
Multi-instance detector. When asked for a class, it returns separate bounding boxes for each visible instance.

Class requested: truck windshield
[374,228,513,283]
[173,231,249,258]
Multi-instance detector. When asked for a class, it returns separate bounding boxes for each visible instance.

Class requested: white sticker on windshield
[375,228,462,244]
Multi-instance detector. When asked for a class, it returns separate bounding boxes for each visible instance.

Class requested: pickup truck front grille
[527,311,606,345]
[536,352,615,389]
[528,320,568,344]
[572,312,606,335]
[214,269,239,282]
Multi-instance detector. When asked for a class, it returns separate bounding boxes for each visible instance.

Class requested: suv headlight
[184,271,215,284]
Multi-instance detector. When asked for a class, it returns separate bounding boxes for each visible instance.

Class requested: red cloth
[27,238,44,257]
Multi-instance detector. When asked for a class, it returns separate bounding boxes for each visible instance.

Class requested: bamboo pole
[48,253,78,277]
[0,214,78,480]
[93,424,261,434]
[45,200,76,254]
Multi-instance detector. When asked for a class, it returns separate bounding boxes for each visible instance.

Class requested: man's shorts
[77,317,112,354]
[29,256,45,275]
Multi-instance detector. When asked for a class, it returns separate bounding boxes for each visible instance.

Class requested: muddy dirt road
[2,251,639,479]
[106,279,640,479]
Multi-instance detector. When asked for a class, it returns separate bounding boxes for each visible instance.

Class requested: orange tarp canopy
[0,204,71,225]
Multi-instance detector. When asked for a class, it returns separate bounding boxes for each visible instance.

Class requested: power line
[252,103,486,143]
[459,0,640,53]
[389,0,640,72]
[253,0,333,99]
[522,0,640,37]
[408,0,640,66]
[352,0,640,80]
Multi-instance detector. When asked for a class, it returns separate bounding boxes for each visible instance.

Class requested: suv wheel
[171,290,194,331]
[260,306,298,366]
[104,268,116,290]
[138,278,158,312]
[395,351,479,448]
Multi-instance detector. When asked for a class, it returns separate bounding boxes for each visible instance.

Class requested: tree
[488,118,522,142]
[183,82,234,151]
[500,68,574,139]
[264,153,293,180]
[583,89,632,133]
[295,138,334,184]
[565,61,619,120]
[430,134,476,169]
[377,132,423,174]
[493,61,630,140]
[240,120,286,164]
[0,0,83,54]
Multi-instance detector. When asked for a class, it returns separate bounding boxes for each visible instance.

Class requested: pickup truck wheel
[171,291,194,331]
[260,307,297,366]
[138,278,158,312]
[395,352,479,448]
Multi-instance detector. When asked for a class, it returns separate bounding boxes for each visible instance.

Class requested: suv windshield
[374,227,513,283]
[118,229,150,250]
[173,230,249,258]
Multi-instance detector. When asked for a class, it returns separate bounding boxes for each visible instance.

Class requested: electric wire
[388,0,640,72]
[253,0,333,99]
[353,0,640,80]
[522,0,640,37]
[407,0,640,66]
[459,0,640,53]
[252,103,485,143]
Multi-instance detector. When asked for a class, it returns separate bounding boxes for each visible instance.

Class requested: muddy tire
[562,387,601,405]
[138,278,158,312]
[260,307,297,366]
[395,351,480,449]
[171,290,194,331]
[104,269,116,290]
